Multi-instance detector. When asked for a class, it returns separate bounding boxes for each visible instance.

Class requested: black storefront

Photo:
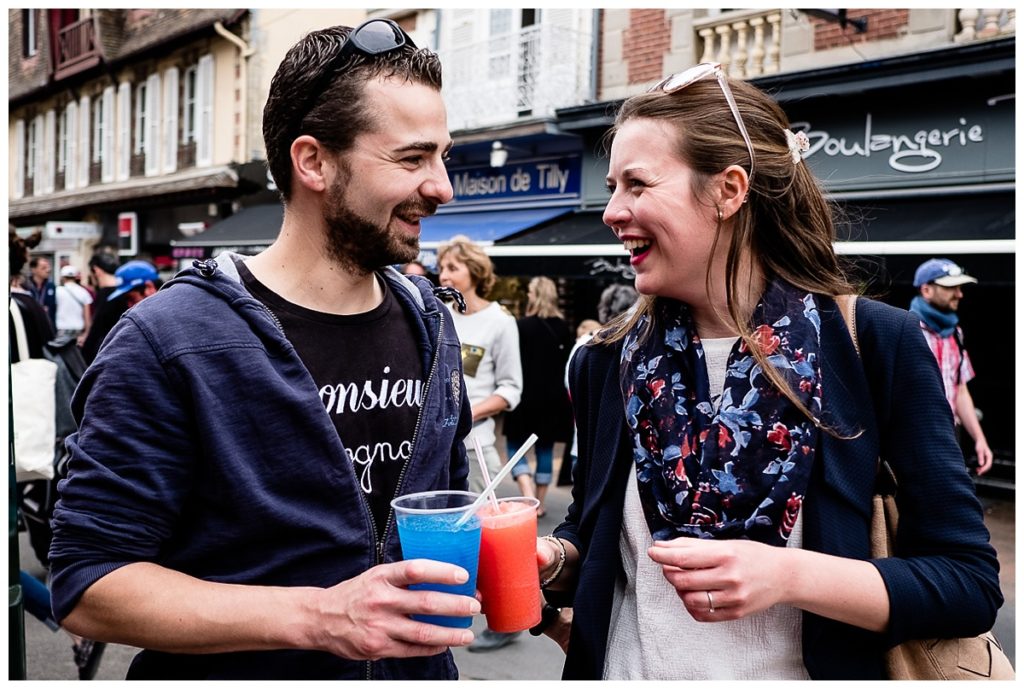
[498,38,1015,487]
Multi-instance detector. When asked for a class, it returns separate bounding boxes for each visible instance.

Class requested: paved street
[16,474,1015,680]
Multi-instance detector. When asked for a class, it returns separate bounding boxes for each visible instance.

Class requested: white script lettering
[794,114,985,174]
[320,366,424,414]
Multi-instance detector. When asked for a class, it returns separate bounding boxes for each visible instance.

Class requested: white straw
[455,433,538,528]
[472,435,500,512]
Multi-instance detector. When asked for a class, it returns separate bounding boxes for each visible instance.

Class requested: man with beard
[49,21,477,680]
[909,258,992,476]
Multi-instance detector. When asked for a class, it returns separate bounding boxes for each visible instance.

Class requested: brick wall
[9,9,54,101]
[813,9,909,50]
[623,9,670,85]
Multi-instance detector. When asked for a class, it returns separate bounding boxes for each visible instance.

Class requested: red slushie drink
[476,497,542,632]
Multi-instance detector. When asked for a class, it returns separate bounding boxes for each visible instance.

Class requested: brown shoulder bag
[836,294,1014,680]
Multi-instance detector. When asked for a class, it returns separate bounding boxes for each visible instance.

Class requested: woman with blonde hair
[533,64,1001,679]
[504,277,574,519]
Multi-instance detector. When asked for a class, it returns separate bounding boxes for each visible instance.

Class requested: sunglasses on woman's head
[649,62,756,186]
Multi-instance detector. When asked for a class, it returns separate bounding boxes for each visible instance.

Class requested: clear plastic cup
[476,496,542,632]
[391,490,482,628]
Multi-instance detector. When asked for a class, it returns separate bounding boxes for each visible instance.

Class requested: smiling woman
[539,64,1005,681]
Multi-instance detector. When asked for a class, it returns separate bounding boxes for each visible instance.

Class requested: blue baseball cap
[913,258,978,288]
[108,260,159,301]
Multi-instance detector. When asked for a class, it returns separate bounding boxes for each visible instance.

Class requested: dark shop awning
[488,191,1015,258]
[171,203,283,247]
[419,207,572,246]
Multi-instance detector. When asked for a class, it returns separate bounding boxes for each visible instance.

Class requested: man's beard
[322,178,434,275]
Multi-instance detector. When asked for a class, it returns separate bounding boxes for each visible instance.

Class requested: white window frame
[101,86,115,182]
[116,82,131,181]
[134,81,148,156]
[64,102,78,190]
[92,97,104,164]
[57,108,67,174]
[24,10,37,57]
[78,95,90,187]
[14,119,25,199]
[26,117,38,181]
[43,109,56,193]
[145,72,161,176]
[182,65,197,145]
[162,67,179,174]
[195,54,214,167]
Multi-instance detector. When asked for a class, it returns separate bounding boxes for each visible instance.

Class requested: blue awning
[419,207,571,245]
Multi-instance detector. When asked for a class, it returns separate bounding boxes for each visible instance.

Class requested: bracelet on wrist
[540,535,566,589]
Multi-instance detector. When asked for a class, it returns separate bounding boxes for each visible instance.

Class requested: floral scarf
[619,278,823,545]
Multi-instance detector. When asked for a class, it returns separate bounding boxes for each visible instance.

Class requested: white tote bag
[10,298,58,482]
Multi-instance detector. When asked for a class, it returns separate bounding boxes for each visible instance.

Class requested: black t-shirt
[81,286,129,364]
[237,261,424,534]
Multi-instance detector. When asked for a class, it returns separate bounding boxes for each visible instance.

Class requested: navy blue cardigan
[553,296,1001,680]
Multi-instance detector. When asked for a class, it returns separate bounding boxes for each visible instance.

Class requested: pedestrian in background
[26,255,58,329]
[559,283,638,486]
[106,260,161,309]
[438,234,523,497]
[49,19,476,680]
[80,250,126,364]
[535,63,1001,679]
[909,258,992,476]
[401,259,428,276]
[55,265,93,344]
[438,234,524,654]
[504,276,574,519]
[9,228,106,680]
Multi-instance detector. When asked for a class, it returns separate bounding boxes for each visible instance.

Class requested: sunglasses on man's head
[337,17,416,62]
[648,62,756,186]
[298,19,416,130]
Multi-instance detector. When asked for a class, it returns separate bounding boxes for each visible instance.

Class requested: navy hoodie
[49,253,473,679]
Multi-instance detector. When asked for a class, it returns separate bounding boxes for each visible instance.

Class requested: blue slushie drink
[391,490,482,628]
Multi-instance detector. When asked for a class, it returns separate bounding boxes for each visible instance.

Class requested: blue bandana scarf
[619,279,823,545]
[909,295,958,337]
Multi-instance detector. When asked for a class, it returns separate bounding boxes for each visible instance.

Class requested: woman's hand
[536,536,562,584]
[647,538,791,622]
[543,607,573,654]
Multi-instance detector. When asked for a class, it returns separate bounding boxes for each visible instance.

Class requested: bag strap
[9,298,31,361]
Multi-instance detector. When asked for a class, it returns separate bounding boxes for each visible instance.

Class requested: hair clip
[785,129,810,164]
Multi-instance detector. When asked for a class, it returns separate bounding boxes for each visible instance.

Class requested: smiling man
[49,21,476,680]
[910,258,992,476]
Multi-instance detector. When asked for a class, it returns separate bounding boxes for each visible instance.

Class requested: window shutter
[65,103,78,190]
[162,67,179,173]
[145,73,161,176]
[33,115,45,190]
[44,110,56,193]
[117,82,131,181]
[78,95,90,187]
[14,119,25,199]
[196,54,214,167]
[101,86,115,182]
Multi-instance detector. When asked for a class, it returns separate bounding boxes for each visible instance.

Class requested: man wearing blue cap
[909,258,991,476]
[107,259,160,307]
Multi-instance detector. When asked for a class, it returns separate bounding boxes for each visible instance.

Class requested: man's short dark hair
[262,25,443,202]
[89,251,120,275]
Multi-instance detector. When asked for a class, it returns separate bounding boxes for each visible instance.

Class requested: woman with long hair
[533,65,1001,679]
[504,277,574,518]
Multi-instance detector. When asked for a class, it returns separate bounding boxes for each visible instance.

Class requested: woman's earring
[716,206,724,225]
